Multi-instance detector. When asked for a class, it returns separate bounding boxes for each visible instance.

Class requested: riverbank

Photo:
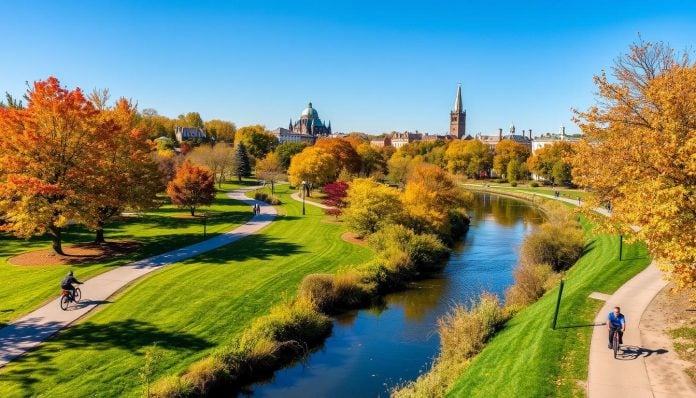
[440,188,651,397]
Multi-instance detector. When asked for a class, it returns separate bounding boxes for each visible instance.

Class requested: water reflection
[246,192,543,398]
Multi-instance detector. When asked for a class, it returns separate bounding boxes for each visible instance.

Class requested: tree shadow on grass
[0,318,212,391]
[183,234,306,265]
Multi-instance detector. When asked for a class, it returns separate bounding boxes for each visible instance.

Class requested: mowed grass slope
[0,185,372,397]
[447,218,651,397]
[0,182,252,326]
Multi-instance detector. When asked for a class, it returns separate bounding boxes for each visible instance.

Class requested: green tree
[343,178,403,237]
[232,142,252,182]
[275,141,309,170]
[235,124,279,159]
[506,157,522,183]
[177,112,204,128]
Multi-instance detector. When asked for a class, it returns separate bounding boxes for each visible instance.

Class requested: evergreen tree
[232,142,251,182]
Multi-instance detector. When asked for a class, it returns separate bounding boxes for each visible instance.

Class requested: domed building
[289,102,332,136]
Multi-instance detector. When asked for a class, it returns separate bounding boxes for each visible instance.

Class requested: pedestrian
[251,205,256,215]
[255,203,261,215]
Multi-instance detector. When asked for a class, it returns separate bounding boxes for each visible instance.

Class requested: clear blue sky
[1,1,695,136]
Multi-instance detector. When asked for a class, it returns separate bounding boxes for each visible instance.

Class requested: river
[245,192,543,397]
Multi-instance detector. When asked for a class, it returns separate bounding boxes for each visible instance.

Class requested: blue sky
[1,1,695,136]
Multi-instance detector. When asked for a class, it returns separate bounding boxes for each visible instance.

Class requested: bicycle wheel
[613,333,619,359]
[73,288,81,303]
[60,295,70,311]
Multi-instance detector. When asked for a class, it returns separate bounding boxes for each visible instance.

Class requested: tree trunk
[49,225,64,255]
[94,220,105,243]
[190,208,196,217]
[271,181,275,196]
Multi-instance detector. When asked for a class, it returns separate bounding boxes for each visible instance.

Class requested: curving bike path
[0,185,276,368]
[289,191,333,209]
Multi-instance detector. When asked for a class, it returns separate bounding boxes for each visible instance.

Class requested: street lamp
[301,180,306,215]
[203,212,208,238]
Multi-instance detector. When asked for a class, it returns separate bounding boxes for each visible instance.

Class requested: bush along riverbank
[150,169,472,397]
[391,201,586,398]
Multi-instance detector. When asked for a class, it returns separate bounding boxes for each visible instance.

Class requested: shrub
[150,376,194,398]
[493,178,507,184]
[520,222,585,272]
[254,192,281,205]
[530,181,540,187]
[504,262,557,311]
[182,357,229,394]
[510,181,517,187]
[367,224,448,270]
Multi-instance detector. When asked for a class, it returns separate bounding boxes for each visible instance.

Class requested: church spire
[453,83,462,113]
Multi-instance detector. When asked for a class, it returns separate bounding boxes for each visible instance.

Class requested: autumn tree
[235,124,278,159]
[187,143,235,187]
[287,146,338,195]
[572,39,696,288]
[166,160,215,216]
[255,152,285,195]
[231,142,252,182]
[493,140,531,178]
[387,154,421,186]
[204,119,236,143]
[526,142,575,185]
[444,139,493,178]
[0,77,100,254]
[137,109,176,140]
[322,181,349,218]
[152,149,183,189]
[357,143,386,177]
[402,163,468,236]
[275,141,309,171]
[314,137,362,175]
[176,112,204,128]
[342,178,403,237]
[86,97,162,243]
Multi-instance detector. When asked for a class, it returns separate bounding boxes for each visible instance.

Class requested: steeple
[449,83,466,139]
[453,83,462,113]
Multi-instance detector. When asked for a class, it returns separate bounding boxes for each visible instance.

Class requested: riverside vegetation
[151,166,471,397]
[392,200,585,397]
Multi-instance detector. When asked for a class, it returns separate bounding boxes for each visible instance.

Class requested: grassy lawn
[446,217,651,397]
[0,181,253,326]
[0,185,372,397]
[462,181,594,201]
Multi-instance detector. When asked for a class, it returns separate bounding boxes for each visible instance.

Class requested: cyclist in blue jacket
[608,306,626,348]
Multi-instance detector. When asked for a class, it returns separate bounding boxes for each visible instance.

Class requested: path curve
[290,191,333,209]
[464,184,683,396]
[0,185,276,368]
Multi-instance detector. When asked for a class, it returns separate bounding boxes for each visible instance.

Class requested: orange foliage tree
[314,137,361,175]
[85,98,162,243]
[0,77,102,254]
[166,160,215,216]
[571,39,696,288]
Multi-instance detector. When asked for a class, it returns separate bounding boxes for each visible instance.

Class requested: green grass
[463,181,594,201]
[0,185,372,397]
[0,181,252,326]
[446,217,651,397]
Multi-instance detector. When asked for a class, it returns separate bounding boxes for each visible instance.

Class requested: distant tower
[450,83,466,139]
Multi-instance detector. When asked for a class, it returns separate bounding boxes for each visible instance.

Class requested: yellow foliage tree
[402,164,469,236]
[572,39,696,288]
[342,178,403,237]
[444,139,492,178]
[493,140,531,178]
[287,146,338,194]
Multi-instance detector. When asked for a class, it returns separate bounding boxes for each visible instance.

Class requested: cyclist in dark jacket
[60,271,82,300]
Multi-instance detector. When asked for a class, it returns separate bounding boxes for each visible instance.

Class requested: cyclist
[60,270,83,301]
[608,306,626,349]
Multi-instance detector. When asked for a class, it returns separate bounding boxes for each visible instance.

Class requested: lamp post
[203,212,208,238]
[301,180,306,215]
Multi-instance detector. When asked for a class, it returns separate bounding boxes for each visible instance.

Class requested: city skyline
[1,1,695,135]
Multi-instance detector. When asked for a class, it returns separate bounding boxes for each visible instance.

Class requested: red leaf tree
[322,181,349,218]
[166,160,215,216]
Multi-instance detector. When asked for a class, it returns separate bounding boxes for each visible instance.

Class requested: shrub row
[150,297,331,397]
[254,191,282,205]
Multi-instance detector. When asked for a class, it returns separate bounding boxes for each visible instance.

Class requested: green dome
[301,102,319,119]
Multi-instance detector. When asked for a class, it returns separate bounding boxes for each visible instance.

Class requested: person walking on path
[608,306,626,348]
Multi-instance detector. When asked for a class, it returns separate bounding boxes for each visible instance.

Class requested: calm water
[245,193,543,397]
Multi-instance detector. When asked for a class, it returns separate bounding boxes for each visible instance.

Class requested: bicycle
[610,326,621,359]
[59,287,81,311]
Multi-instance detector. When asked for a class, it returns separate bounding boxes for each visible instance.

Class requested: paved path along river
[0,185,276,368]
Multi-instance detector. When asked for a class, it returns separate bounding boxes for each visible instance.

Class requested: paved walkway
[289,191,333,209]
[0,186,276,368]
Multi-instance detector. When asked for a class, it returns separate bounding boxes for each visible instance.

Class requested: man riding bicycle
[60,271,83,301]
[608,306,626,349]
